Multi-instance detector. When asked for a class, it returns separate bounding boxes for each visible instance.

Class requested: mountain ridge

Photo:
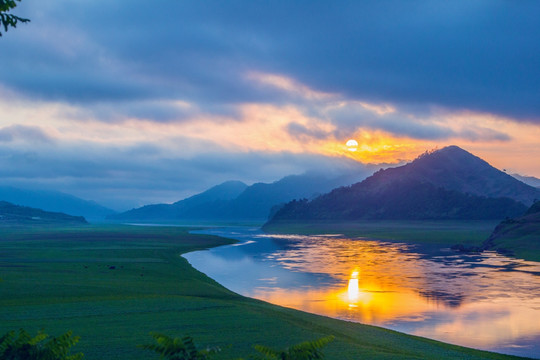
[109,180,248,221]
[266,146,537,224]
[109,168,372,222]
[367,146,539,205]
[511,174,540,188]
[0,186,115,221]
[0,201,88,225]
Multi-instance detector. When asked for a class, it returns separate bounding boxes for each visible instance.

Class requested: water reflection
[347,270,360,304]
[185,228,540,358]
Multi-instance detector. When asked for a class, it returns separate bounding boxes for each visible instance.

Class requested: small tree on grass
[253,336,334,360]
[0,0,30,36]
[139,333,220,360]
[0,329,83,360]
[141,333,335,360]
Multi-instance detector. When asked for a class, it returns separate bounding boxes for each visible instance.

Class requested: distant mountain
[110,168,371,222]
[266,146,535,224]
[512,174,540,188]
[0,186,116,221]
[0,201,88,225]
[209,171,370,220]
[110,180,249,221]
[483,201,540,260]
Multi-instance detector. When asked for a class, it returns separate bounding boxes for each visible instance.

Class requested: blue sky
[1,0,539,210]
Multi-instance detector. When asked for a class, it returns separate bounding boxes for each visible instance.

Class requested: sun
[346,139,358,152]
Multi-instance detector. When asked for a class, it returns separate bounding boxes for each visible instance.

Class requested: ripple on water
[185,228,540,359]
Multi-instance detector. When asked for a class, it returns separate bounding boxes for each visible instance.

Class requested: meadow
[263,220,498,245]
[263,219,540,262]
[0,224,525,359]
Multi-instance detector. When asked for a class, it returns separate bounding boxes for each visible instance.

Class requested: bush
[0,329,83,360]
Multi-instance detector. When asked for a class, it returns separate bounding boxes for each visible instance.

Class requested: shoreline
[188,225,536,356]
[0,224,529,359]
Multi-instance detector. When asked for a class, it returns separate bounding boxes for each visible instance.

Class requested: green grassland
[263,220,499,246]
[263,218,540,262]
[492,232,540,262]
[485,219,540,262]
[0,225,524,359]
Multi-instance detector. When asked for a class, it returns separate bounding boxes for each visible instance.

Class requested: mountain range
[0,186,116,221]
[266,146,540,224]
[109,168,373,222]
[511,174,540,188]
[0,201,88,225]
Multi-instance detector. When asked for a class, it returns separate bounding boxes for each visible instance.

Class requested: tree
[0,329,83,360]
[140,333,335,360]
[253,336,334,360]
[139,333,220,360]
[0,0,29,37]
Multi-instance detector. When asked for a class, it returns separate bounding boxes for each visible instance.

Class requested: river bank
[0,224,525,359]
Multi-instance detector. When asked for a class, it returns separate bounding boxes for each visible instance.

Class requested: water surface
[184,227,540,358]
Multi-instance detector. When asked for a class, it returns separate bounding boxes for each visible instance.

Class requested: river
[183,227,540,358]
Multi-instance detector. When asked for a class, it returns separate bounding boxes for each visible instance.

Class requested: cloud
[3,1,539,123]
[0,125,53,143]
[457,126,511,142]
[323,102,455,140]
[0,137,368,210]
[0,0,539,209]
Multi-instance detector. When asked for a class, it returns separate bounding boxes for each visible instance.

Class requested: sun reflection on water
[250,234,540,354]
[347,270,360,304]
[187,229,540,357]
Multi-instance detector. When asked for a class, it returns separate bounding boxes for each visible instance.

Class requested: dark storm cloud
[3,0,539,126]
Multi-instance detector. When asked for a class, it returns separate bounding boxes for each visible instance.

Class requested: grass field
[263,220,499,246]
[486,220,540,262]
[0,224,525,359]
[263,219,540,262]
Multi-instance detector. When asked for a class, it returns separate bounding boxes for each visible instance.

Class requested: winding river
[184,227,540,358]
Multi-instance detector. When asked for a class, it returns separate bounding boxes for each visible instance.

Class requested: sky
[1,0,540,210]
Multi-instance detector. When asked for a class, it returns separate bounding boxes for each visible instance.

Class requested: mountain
[266,146,536,224]
[363,146,539,206]
[109,180,249,221]
[208,171,370,220]
[110,168,371,222]
[512,174,540,188]
[0,201,88,225]
[483,201,540,261]
[0,186,116,221]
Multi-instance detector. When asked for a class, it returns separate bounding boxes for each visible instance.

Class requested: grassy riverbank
[263,219,540,262]
[0,224,523,359]
[263,220,498,245]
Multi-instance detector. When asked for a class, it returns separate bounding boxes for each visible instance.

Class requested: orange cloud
[2,83,540,177]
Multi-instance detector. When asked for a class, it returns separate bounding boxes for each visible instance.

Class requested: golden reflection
[347,270,360,303]
[255,234,540,350]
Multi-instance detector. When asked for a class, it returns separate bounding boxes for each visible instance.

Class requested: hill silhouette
[109,180,248,221]
[267,146,536,224]
[359,146,539,206]
[0,186,115,221]
[0,201,88,225]
[511,174,540,188]
[110,168,371,222]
